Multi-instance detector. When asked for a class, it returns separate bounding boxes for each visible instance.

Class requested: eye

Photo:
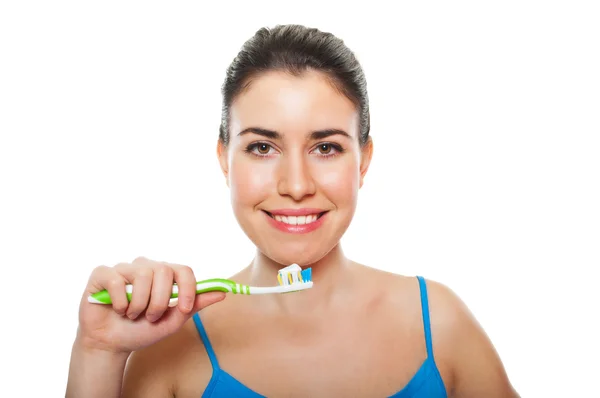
[317,144,332,154]
[245,142,277,157]
[257,143,270,154]
[311,142,344,157]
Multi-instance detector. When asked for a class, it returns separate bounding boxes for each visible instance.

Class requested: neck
[246,244,356,314]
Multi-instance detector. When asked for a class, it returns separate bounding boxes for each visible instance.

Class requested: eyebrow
[238,127,351,140]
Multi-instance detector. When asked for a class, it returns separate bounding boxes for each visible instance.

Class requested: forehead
[229,70,359,138]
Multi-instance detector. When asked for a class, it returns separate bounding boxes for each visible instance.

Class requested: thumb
[191,291,227,312]
[160,291,227,333]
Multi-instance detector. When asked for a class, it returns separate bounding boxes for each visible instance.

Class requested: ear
[359,137,373,188]
[216,139,229,187]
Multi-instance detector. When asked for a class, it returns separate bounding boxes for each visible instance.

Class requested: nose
[277,152,316,201]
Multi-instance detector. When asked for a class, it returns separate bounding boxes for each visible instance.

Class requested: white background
[1,1,599,396]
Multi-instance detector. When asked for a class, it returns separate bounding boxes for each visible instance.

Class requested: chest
[186,317,430,397]
[225,346,426,397]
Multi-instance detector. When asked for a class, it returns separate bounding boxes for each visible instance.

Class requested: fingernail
[127,312,139,320]
[183,297,194,311]
[146,313,157,322]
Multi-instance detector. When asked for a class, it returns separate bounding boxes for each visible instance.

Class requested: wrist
[73,331,132,361]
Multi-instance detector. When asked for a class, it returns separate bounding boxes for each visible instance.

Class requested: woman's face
[218,70,372,266]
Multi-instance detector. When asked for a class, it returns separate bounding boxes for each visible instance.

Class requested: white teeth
[273,213,320,225]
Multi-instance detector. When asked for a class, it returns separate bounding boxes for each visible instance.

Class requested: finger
[125,267,153,320]
[131,256,149,265]
[158,291,226,334]
[113,261,135,273]
[192,291,226,312]
[146,264,174,322]
[172,265,197,314]
[89,266,129,316]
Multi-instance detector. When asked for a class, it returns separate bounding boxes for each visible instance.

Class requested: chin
[262,243,334,267]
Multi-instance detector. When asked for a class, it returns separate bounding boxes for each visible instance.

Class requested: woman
[66,24,518,397]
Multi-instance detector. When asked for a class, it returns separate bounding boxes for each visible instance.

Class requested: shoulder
[418,277,474,340]
[121,317,213,397]
[358,266,518,396]
[418,277,520,397]
[371,270,494,352]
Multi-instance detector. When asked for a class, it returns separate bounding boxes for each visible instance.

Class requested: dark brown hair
[219,24,370,146]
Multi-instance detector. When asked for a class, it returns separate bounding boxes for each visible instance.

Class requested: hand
[75,256,225,354]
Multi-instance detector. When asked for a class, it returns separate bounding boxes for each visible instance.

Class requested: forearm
[66,338,130,398]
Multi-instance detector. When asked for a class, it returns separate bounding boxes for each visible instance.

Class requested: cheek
[229,157,273,207]
[314,159,360,207]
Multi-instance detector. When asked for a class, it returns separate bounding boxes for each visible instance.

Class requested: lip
[263,210,328,234]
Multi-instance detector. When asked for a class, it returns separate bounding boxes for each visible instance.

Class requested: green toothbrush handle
[88,278,243,305]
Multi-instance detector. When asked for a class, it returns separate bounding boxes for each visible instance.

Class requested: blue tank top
[193,276,447,397]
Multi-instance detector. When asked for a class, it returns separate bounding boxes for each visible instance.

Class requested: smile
[262,209,328,233]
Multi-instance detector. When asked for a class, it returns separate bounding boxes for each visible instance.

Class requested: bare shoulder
[420,277,520,397]
[121,317,213,398]
[355,265,519,397]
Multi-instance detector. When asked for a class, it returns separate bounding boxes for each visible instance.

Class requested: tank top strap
[193,312,220,370]
[416,276,434,358]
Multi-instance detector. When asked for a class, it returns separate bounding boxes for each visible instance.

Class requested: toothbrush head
[277,263,313,287]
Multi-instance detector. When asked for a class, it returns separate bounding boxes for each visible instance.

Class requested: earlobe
[359,137,373,188]
[216,140,230,187]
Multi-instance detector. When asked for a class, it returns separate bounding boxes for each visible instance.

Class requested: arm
[65,336,174,398]
[65,337,130,398]
[429,281,519,398]
[452,304,519,397]
[121,344,177,398]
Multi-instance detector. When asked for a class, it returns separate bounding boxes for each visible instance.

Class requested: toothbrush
[88,263,313,306]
